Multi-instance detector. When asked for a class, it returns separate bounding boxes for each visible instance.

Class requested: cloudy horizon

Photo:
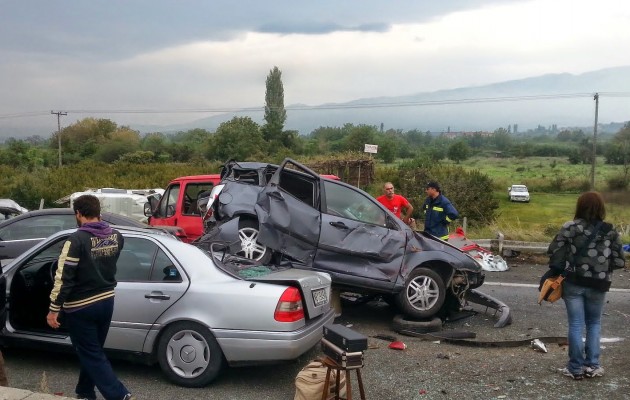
[1,0,629,137]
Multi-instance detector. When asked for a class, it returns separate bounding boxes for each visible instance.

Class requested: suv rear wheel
[237,219,272,264]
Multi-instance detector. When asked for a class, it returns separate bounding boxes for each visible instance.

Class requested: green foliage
[0,138,56,170]
[375,135,398,163]
[607,174,629,191]
[0,161,218,210]
[342,125,378,152]
[262,66,287,144]
[492,128,512,151]
[392,163,498,227]
[447,140,470,163]
[117,151,156,164]
[604,123,630,168]
[556,129,586,142]
[206,116,266,161]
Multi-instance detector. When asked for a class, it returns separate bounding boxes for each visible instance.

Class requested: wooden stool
[319,356,366,400]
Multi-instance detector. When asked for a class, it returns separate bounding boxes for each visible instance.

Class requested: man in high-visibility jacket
[422,181,459,240]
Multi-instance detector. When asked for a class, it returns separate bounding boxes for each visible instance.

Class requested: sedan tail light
[274,287,305,322]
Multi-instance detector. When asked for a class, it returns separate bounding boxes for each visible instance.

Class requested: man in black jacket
[47,195,135,400]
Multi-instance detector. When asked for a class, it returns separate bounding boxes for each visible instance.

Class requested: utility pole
[51,111,67,167]
[590,94,599,190]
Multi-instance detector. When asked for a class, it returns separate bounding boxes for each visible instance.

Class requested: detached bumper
[465,289,512,328]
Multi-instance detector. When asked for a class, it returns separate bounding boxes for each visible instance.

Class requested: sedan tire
[396,267,446,319]
[157,322,225,388]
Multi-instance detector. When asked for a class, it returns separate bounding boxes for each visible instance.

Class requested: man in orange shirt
[376,182,414,225]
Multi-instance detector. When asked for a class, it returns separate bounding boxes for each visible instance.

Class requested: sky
[1,0,630,137]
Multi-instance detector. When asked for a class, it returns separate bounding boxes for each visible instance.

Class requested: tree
[206,117,265,161]
[376,135,398,163]
[343,125,378,152]
[493,128,512,151]
[93,127,141,163]
[262,66,287,145]
[604,123,630,181]
[51,118,118,163]
[447,140,470,163]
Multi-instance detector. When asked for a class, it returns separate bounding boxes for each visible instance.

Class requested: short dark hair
[426,181,441,192]
[73,194,101,218]
[574,191,606,223]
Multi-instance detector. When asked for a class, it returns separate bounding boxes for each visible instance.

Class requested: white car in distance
[507,185,530,202]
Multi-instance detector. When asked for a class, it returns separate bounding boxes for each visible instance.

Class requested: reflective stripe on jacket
[422,194,459,239]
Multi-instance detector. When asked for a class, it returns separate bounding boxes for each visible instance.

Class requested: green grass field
[441,157,630,243]
[446,156,625,193]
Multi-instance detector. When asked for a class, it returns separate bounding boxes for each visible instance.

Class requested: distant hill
[2,66,629,140]
[135,66,630,136]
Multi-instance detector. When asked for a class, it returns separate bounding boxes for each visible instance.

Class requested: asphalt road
[3,260,630,399]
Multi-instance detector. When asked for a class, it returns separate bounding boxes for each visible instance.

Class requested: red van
[145,175,220,243]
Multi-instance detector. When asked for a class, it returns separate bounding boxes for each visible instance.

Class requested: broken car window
[323,181,386,226]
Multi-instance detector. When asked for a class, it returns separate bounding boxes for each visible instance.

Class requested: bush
[396,164,499,227]
[607,175,629,191]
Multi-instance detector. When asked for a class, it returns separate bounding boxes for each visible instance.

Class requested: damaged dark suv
[195,159,486,320]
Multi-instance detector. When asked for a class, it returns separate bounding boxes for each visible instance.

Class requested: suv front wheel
[396,267,446,319]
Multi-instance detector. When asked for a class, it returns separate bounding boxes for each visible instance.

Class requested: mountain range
[3,66,629,140]
[134,66,630,136]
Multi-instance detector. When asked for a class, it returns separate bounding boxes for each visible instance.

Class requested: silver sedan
[0,226,334,387]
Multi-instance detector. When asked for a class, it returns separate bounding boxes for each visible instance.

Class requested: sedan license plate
[312,288,328,307]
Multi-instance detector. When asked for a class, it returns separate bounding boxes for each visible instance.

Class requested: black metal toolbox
[323,324,368,353]
[321,338,364,369]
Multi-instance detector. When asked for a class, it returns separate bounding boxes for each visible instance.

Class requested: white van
[70,188,164,223]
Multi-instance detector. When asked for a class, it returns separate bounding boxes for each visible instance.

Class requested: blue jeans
[64,298,129,400]
[562,281,606,374]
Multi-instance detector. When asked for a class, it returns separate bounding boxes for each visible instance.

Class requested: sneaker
[585,366,605,378]
[122,395,136,400]
[560,367,584,380]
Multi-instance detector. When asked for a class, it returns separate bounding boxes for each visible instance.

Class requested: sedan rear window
[206,244,289,279]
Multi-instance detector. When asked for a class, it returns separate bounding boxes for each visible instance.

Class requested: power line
[0,111,53,119]
[1,92,630,119]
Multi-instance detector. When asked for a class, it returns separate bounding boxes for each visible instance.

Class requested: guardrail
[475,235,548,255]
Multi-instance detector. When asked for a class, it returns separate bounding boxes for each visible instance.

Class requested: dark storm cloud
[0,0,521,59]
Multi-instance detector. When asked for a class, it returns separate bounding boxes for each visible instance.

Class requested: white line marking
[483,281,630,293]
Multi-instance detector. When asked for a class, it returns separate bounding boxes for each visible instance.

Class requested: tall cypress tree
[263,66,287,144]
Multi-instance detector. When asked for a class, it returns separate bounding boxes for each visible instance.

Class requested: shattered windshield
[203,244,290,279]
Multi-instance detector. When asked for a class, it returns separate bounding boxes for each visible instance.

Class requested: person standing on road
[46,195,135,400]
[0,349,8,386]
[376,182,414,225]
[422,181,459,240]
[546,191,625,380]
